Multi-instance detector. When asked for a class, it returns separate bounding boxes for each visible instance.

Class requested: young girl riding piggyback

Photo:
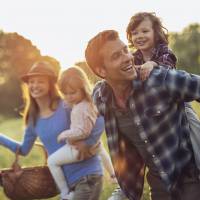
[108,11,200,200]
[48,66,116,200]
[127,11,200,172]
[126,12,177,79]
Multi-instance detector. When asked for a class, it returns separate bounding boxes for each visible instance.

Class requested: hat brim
[21,72,57,83]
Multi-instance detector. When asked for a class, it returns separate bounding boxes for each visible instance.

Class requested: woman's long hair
[22,78,60,126]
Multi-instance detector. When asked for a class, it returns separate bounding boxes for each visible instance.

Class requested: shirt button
[144,140,148,143]
[152,155,155,158]
[157,110,161,114]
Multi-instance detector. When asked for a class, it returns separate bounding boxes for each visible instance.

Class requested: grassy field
[0,102,199,200]
[0,117,118,200]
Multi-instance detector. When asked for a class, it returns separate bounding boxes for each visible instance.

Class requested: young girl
[47,66,116,200]
[126,12,177,79]
[125,11,200,199]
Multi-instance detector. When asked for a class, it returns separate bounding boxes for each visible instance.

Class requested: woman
[0,61,104,200]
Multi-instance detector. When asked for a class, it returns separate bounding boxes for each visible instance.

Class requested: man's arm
[165,69,200,102]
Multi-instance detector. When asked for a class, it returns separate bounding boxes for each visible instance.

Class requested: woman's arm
[0,125,37,156]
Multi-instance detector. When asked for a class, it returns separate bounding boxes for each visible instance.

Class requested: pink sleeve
[63,101,98,141]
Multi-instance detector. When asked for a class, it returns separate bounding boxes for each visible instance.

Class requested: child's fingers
[134,65,141,72]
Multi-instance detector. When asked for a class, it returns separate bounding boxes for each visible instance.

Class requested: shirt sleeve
[153,44,177,68]
[0,125,37,155]
[84,115,105,146]
[165,69,200,102]
[60,103,98,141]
[156,53,177,69]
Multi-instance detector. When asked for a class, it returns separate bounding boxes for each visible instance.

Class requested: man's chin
[130,73,137,80]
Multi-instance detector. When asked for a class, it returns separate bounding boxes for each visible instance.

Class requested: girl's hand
[139,61,157,81]
[57,132,67,143]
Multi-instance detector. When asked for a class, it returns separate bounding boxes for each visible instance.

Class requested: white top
[61,100,98,141]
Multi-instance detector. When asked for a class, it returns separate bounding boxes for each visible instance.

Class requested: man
[85,30,200,200]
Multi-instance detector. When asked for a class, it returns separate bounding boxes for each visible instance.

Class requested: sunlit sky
[0,0,199,69]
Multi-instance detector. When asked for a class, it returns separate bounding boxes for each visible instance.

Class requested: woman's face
[27,75,50,99]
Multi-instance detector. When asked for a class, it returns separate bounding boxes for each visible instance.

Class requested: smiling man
[85,30,200,200]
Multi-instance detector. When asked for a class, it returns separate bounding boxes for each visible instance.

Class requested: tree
[169,23,200,74]
[0,31,41,116]
[75,61,101,85]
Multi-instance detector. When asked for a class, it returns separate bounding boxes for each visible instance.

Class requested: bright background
[0,0,199,69]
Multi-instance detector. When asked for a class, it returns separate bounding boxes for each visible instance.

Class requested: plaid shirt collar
[133,44,162,63]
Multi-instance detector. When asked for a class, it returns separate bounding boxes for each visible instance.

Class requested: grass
[0,102,199,200]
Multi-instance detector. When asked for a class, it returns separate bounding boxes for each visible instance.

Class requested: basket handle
[12,142,48,171]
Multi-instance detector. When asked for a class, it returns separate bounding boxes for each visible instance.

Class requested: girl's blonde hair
[126,12,168,48]
[58,66,93,103]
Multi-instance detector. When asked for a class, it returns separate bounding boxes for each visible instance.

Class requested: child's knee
[47,155,55,166]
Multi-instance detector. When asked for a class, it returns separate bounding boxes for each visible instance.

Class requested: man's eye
[112,52,121,60]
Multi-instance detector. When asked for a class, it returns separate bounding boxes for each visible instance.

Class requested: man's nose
[123,52,133,62]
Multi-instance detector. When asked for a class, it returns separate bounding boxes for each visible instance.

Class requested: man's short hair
[85,30,119,78]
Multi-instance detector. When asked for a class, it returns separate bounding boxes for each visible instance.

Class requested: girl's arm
[67,116,105,160]
[138,51,177,81]
[57,103,97,143]
[156,52,177,68]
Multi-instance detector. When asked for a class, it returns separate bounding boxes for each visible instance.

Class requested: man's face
[99,38,137,85]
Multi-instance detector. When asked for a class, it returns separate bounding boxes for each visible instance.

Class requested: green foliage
[0,32,61,117]
[75,61,102,85]
[1,102,200,199]
[169,23,200,74]
[0,31,41,116]
[0,118,117,200]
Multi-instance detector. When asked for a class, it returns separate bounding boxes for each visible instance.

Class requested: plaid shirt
[133,43,177,68]
[93,66,200,200]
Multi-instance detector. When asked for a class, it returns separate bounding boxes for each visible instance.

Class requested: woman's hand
[57,132,67,143]
[72,141,92,160]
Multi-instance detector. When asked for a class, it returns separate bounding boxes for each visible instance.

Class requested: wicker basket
[0,143,59,200]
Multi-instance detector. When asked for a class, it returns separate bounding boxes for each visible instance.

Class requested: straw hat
[21,61,58,83]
